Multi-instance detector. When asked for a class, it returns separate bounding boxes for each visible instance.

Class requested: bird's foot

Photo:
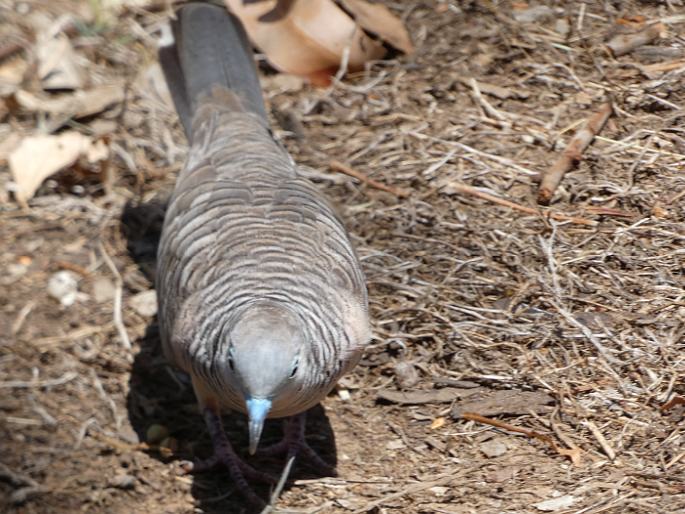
[180,408,275,508]
[256,412,337,476]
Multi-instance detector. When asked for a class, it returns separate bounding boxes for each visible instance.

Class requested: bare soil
[1,1,684,513]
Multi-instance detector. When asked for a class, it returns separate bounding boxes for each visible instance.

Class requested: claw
[188,408,271,507]
[255,412,337,476]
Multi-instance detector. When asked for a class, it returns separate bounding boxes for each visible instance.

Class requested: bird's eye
[227,348,235,371]
[289,360,298,379]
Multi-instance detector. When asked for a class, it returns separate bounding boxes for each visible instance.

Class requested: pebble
[129,290,158,317]
[394,361,420,389]
[479,438,508,458]
[47,270,79,306]
[110,474,136,490]
[92,277,115,303]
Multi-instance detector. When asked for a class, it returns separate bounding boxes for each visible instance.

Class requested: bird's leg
[181,408,275,507]
[256,412,337,476]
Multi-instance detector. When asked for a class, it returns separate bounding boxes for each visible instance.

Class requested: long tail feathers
[159,3,267,140]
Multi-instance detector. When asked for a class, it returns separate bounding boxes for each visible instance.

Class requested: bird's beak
[246,397,271,455]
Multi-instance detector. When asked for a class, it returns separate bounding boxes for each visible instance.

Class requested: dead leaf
[616,15,646,28]
[14,84,125,119]
[338,0,414,54]
[8,131,108,205]
[661,396,685,412]
[225,0,387,82]
[450,390,555,418]
[36,29,83,90]
[0,132,22,166]
[377,387,482,405]
[430,417,446,430]
[557,446,582,466]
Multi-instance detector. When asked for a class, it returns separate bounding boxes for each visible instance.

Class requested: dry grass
[1,1,684,513]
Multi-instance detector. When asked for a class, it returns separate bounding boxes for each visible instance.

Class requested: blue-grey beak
[246,397,271,455]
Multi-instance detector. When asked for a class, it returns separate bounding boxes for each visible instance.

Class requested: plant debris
[1,1,684,513]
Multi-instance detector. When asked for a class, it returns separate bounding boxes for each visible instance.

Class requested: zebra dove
[156,3,371,505]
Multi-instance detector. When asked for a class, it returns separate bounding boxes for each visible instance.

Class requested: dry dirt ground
[1,1,685,513]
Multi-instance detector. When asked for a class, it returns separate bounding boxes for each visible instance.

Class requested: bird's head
[221,301,305,454]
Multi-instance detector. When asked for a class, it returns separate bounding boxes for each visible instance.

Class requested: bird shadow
[121,198,338,514]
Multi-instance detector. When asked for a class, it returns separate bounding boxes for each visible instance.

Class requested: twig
[640,59,685,74]
[445,182,598,226]
[0,371,78,389]
[260,455,296,514]
[0,463,39,488]
[462,412,582,465]
[666,188,685,205]
[583,206,634,218]
[454,76,529,100]
[55,260,91,277]
[351,473,458,514]
[550,300,622,367]
[329,160,409,198]
[99,242,132,352]
[11,301,35,336]
[665,451,685,470]
[469,78,507,121]
[607,23,665,57]
[0,463,50,506]
[583,420,616,460]
[453,141,539,176]
[538,102,613,205]
[660,395,685,412]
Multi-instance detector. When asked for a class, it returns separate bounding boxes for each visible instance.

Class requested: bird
[155,2,371,505]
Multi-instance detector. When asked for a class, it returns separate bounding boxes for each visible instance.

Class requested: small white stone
[92,277,115,303]
[47,271,79,306]
[129,289,157,317]
[533,495,576,511]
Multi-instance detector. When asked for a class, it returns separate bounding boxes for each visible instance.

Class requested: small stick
[660,395,685,412]
[538,102,613,205]
[641,59,685,74]
[329,160,409,198]
[583,206,634,218]
[454,76,529,100]
[447,182,598,226]
[99,242,132,352]
[462,412,581,465]
[607,23,665,57]
[469,78,507,121]
[260,455,295,514]
[666,189,685,205]
[55,260,91,277]
[583,420,616,460]
[351,473,457,514]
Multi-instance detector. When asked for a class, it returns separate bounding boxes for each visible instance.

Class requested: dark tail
[158,3,267,140]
